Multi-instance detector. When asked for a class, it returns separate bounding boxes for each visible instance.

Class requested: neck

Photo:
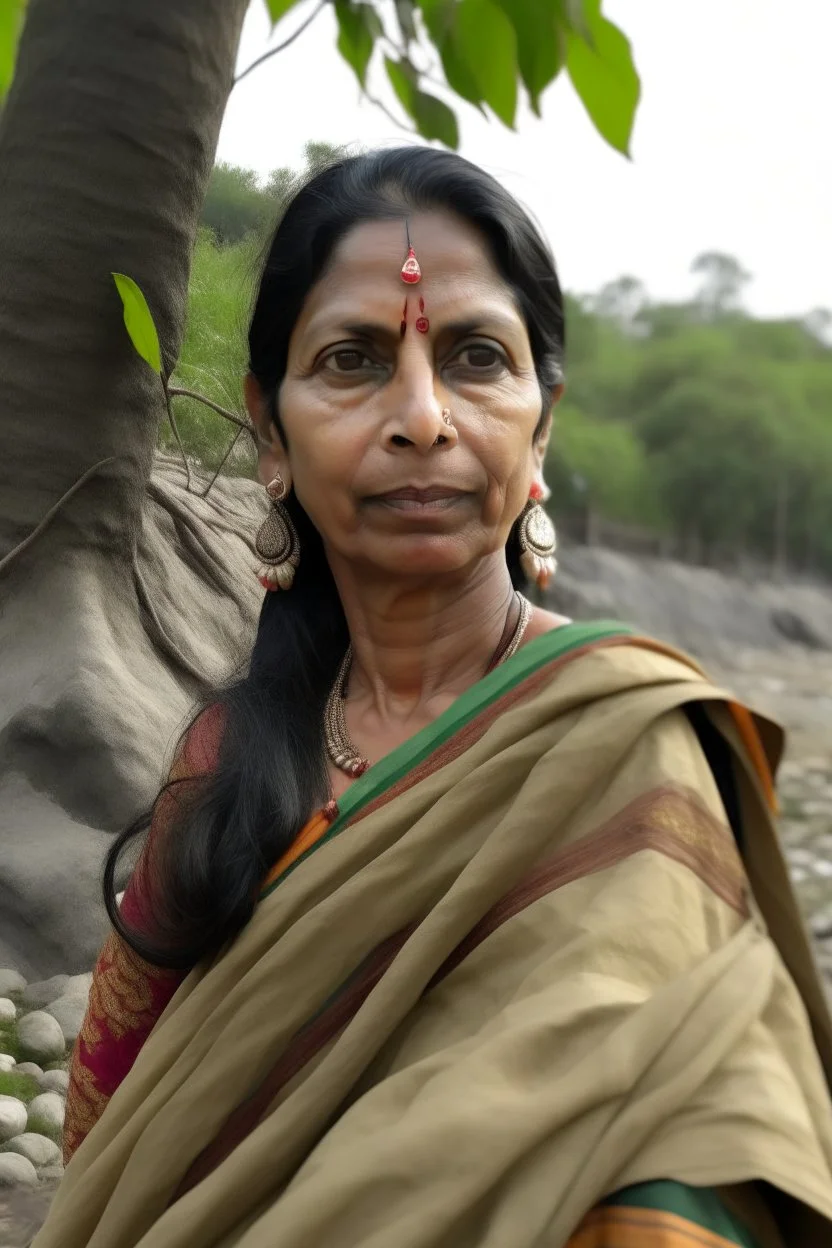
[329,555,517,716]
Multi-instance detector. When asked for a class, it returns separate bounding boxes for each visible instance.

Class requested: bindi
[400,221,429,334]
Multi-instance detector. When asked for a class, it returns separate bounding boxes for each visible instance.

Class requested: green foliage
[202,162,273,246]
[265,0,639,155]
[0,0,26,101]
[0,1070,40,1104]
[112,273,162,376]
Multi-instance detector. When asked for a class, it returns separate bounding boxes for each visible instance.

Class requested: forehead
[297,211,518,330]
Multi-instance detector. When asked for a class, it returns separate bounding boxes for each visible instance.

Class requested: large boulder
[0,459,265,977]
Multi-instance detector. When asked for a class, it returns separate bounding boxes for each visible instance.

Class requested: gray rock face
[0,971,25,998]
[46,992,87,1045]
[25,1093,65,1135]
[0,1097,27,1144]
[0,1152,38,1188]
[0,999,16,1024]
[2,1132,61,1168]
[16,1012,66,1064]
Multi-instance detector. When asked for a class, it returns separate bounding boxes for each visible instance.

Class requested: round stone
[0,1054,16,1073]
[16,1011,66,1063]
[46,993,87,1045]
[38,1068,69,1096]
[0,970,26,999]
[26,1092,65,1134]
[0,1151,38,1187]
[0,1095,28,1143]
[12,1062,43,1081]
[0,998,16,1024]
[3,1131,61,1168]
[20,975,70,1010]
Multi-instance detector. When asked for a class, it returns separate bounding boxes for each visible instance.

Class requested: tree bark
[0,0,254,975]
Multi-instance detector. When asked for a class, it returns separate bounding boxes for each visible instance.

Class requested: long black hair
[103,146,566,969]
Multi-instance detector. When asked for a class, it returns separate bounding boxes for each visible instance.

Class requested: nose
[383,354,458,453]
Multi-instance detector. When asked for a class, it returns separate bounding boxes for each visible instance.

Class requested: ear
[244,373,292,491]
[532,383,563,474]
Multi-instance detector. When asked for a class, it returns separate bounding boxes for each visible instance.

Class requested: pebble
[11,1063,43,1081]
[0,1152,38,1187]
[2,1132,61,1168]
[46,993,87,1046]
[38,1068,69,1096]
[16,1012,66,1064]
[26,1093,64,1135]
[0,970,26,999]
[0,1054,16,1073]
[0,1097,28,1144]
[0,999,16,1025]
[19,976,70,1011]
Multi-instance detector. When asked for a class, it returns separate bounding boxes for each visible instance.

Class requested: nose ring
[441,409,454,428]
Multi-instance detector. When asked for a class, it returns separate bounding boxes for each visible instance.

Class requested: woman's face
[249,212,557,584]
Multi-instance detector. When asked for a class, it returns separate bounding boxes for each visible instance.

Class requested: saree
[36,622,832,1247]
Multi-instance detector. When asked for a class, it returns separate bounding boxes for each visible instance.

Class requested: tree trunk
[0,0,254,976]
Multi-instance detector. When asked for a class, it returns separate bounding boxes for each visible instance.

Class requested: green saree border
[260,619,633,901]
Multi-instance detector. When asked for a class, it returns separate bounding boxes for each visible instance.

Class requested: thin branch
[200,427,244,498]
[234,0,329,85]
[364,92,415,134]
[167,387,254,435]
[163,382,192,492]
[0,458,116,578]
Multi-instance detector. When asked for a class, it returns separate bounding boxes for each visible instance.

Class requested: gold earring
[254,474,300,591]
[517,496,557,590]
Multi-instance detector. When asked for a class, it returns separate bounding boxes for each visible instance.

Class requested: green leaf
[418,0,485,110]
[493,0,562,116]
[385,55,417,115]
[0,0,27,101]
[455,0,517,127]
[112,273,162,375]
[566,0,640,156]
[412,89,459,148]
[335,2,376,88]
[262,0,303,24]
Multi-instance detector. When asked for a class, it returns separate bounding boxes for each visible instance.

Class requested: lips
[368,485,469,514]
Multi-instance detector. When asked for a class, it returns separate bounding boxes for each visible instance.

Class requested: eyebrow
[330,311,522,341]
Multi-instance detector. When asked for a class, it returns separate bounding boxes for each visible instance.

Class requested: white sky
[217,0,831,319]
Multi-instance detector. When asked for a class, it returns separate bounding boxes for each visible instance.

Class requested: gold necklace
[325,592,532,778]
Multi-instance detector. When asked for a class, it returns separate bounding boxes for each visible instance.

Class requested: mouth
[369,486,469,512]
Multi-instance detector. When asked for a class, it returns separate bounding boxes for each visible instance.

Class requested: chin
[369,537,475,580]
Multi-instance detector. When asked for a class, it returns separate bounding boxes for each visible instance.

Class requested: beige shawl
[36,635,832,1247]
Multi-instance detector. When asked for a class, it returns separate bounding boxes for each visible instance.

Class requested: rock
[0,970,25,999]
[2,1132,61,1168]
[37,1068,69,1096]
[0,999,16,1025]
[39,1162,65,1184]
[16,1012,65,1064]
[46,993,87,1045]
[26,1093,64,1135]
[0,1151,38,1187]
[0,1097,27,1143]
[0,1054,15,1073]
[19,976,70,1011]
[11,1063,43,1081]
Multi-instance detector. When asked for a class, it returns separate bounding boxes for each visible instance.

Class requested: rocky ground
[0,641,830,1246]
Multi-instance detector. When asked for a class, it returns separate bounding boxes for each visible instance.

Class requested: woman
[38,148,832,1248]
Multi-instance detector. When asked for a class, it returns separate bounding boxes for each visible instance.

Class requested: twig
[0,458,116,578]
[365,92,415,133]
[163,382,192,492]
[234,0,329,85]
[167,387,254,435]
[200,428,244,498]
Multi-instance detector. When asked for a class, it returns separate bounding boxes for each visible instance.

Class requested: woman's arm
[63,706,224,1164]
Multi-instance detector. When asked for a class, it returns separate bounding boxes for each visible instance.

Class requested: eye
[322,348,378,373]
[451,342,508,374]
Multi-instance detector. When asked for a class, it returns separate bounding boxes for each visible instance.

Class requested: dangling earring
[518,487,557,590]
[254,474,300,591]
